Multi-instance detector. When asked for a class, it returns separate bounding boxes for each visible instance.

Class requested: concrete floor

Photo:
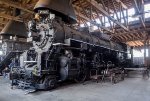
[0,76,150,101]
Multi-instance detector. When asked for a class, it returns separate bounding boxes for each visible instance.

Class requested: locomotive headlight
[38,10,49,15]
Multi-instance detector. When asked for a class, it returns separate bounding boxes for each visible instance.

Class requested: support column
[148,40,150,67]
[144,40,147,67]
[130,46,133,66]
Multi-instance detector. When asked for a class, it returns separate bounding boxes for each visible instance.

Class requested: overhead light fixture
[0,20,28,38]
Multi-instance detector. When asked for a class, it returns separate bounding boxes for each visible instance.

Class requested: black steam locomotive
[10,0,129,90]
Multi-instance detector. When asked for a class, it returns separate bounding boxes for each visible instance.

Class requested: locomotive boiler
[10,0,128,90]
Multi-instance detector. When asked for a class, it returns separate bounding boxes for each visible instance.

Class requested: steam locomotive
[10,0,129,90]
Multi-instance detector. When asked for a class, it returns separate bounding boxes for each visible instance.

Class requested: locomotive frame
[10,37,128,90]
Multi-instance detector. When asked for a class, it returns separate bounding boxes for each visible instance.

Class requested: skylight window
[133,49,148,57]
[95,19,101,24]
[87,22,90,26]
[145,3,150,11]
[144,3,150,18]
[80,24,84,27]
[127,8,139,22]
[80,3,150,30]
[93,26,98,30]
[128,8,135,16]
[105,22,110,27]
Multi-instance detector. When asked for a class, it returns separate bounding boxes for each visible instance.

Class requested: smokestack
[34,0,77,24]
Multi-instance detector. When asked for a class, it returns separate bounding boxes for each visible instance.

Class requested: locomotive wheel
[142,70,149,80]
[44,77,57,90]
[111,74,117,84]
[121,72,125,81]
[74,69,87,83]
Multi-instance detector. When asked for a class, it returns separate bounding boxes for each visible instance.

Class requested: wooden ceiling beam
[0,0,34,14]
[133,0,145,28]
[115,0,128,9]
[126,41,137,47]
[124,38,145,42]
[0,26,3,29]
[99,0,114,13]
[0,13,22,22]
[74,7,113,33]
[86,0,128,31]
[112,28,150,37]
[112,31,146,42]
[126,41,144,47]
[0,20,7,25]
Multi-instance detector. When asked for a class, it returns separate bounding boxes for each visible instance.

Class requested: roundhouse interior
[0,0,150,101]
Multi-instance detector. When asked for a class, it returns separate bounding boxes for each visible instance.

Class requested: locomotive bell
[34,0,77,24]
[0,20,28,39]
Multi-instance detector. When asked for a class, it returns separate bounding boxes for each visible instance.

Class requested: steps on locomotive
[89,68,125,83]
[90,68,103,83]
[101,68,125,84]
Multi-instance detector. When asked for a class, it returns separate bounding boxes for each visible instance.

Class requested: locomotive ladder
[90,53,103,83]
[45,45,58,71]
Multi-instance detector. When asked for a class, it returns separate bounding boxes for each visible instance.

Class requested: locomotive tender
[10,0,128,90]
